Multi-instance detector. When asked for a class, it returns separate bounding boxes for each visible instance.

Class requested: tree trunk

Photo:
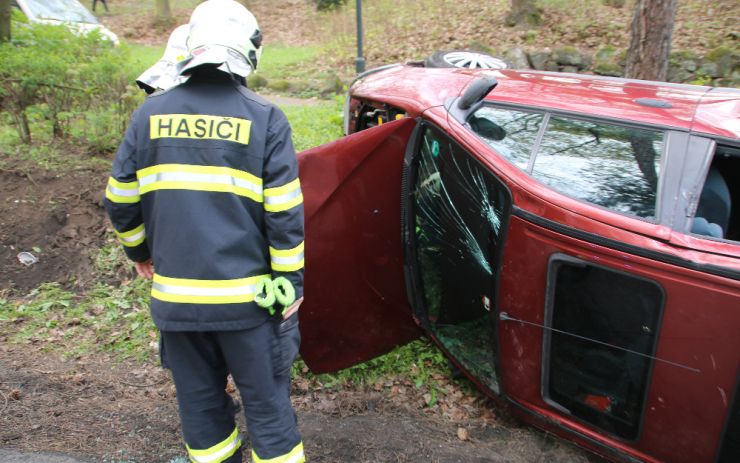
[0,0,11,42]
[624,0,678,81]
[505,0,542,28]
[156,0,171,18]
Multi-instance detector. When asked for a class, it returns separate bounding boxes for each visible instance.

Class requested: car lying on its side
[296,53,740,463]
[12,0,119,44]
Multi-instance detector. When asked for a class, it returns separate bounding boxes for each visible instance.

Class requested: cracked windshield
[413,125,510,394]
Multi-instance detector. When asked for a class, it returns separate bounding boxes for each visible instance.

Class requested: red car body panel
[300,64,740,463]
[298,119,422,373]
[499,216,740,463]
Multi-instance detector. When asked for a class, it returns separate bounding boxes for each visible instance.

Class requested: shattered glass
[412,125,510,394]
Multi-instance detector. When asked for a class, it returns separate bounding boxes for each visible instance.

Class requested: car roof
[351,65,739,139]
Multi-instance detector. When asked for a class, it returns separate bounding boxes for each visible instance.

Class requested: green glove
[254,276,276,315]
[272,277,296,316]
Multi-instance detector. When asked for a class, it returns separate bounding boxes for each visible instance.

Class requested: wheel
[424,50,509,70]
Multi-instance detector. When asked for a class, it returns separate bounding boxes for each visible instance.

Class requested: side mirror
[458,77,498,110]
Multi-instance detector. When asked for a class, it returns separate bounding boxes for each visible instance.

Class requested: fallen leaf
[457,427,469,441]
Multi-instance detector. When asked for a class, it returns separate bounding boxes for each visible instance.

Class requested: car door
[401,120,513,397]
[297,117,422,373]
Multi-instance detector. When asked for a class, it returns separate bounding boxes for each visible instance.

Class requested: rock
[667,66,694,83]
[529,50,552,70]
[247,74,268,89]
[704,46,738,78]
[668,50,700,83]
[560,66,579,73]
[698,62,720,79]
[503,46,530,69]
[554,46,582,67]
[267,80,291,92]
[319,73,345,97]
[593,46,623,77]
[580,53,593,71]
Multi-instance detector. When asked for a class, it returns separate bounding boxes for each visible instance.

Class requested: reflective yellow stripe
[151,273,269,304]
[115,224,146,247]
[105,177,141,203]
[252,442,305,463]
[269,241,305,272]
[150,114,252,145]
[186,427,241,463]
[137,164,263,203]
[264,178,303,212]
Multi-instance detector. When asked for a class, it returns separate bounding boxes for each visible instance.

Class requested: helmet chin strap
[216,61,248,86]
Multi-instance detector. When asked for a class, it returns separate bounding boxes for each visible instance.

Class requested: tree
[505,0,542,28]
[0,0,11,42]
[624,0,678,81]
[156,0,171,18]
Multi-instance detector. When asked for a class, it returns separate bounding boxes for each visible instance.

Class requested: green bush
[0,23,140,148]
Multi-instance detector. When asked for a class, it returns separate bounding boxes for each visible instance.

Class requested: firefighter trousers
[161,313,303,463]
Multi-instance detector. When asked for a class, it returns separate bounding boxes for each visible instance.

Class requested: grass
[1,237,452,399]
[282,98,345,151]
[308,338,449,389]
[127,43,166,75]
[261,45,324,77]
[0,240,156,361]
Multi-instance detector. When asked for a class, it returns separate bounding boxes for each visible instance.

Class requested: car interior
[544,259,663,440]
[692,144,739,242]
[410,125,510,395]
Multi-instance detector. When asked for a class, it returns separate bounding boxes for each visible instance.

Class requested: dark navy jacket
[104,71,304,331]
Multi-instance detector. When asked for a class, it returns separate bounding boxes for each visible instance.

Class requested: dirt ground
[0,160,110,294]
[0,342,602,463]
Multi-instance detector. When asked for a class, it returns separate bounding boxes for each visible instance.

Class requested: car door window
[468,106,544,170]
[532,117,665,219]
[411,124,511,394]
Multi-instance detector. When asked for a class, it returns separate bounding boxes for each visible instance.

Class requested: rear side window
[468,107,544,170]
[544,257,663,440]
[532,117,664,219]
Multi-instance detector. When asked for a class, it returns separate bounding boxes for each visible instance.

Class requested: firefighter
[135,24,190,95]
[103,1,305,462]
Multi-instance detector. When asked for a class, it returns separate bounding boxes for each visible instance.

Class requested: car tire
[424,50,509,70]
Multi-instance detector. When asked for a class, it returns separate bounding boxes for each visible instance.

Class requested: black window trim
[541,253,666,442]
[514,206,740,281]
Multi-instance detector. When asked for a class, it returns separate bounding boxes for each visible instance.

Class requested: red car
[295,62,740,463]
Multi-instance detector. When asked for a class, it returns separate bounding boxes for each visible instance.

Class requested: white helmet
[136,24,190,94]
[179,0,263,78]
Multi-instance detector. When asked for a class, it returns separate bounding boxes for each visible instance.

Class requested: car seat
[692,166,731,238]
